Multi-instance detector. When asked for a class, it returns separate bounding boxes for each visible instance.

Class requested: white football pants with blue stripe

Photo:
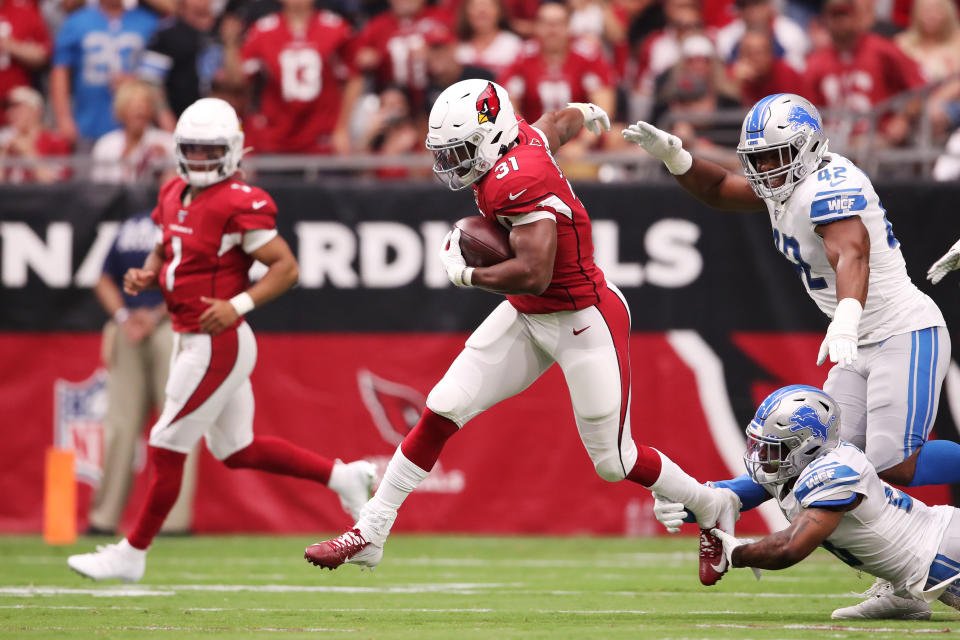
[825,326,950,473]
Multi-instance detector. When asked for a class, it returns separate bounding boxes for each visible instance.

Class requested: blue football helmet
[737,93,828,202]
[744,384,840,485]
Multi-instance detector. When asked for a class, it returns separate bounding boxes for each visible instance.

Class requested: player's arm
[441,219,557,295]
[199,235,299,334]
[815,217,869,367]
[730,502,854,570]
[622,121,764,212]
[123,242,163,295]
[532,103,610,152]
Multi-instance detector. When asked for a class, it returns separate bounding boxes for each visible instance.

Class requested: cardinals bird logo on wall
[476,82,501,125]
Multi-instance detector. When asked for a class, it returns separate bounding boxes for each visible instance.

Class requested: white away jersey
[764,153,944,344]
[770,442,953,598]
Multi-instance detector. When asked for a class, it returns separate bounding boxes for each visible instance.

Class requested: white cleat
[831,578,932,620]
[67,539,146,583]
[331,460,377,521]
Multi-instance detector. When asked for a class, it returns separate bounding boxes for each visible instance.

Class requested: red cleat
[698,528,728,586]
[304,528,382,570]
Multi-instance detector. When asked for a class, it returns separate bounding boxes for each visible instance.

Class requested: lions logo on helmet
[476,82,501,125]
[744,384,841,485]
[737,93,827,202]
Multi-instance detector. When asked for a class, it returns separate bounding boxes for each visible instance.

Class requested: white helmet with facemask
[744,384,841,485]
[174,98,244,188]
[737,93,828,202]
[426,79,519,190]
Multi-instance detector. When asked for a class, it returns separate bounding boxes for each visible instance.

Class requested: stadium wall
[1,181,958,536]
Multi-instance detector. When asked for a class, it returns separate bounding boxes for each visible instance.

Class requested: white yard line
[699,623,958,634]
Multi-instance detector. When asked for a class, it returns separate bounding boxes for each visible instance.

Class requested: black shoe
[84,525,115,536]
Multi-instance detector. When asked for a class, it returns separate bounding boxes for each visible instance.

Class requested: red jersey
[473,120,606,314]
[353,7,452,93]
[151,176,278,333]
[241,10,353,153]
[498,41,615,122]
[803,34,924,116]
[737,59,802,107]
[0,0,51,126]
[0,130,70,183]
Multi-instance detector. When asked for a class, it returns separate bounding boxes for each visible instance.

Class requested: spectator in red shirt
[0,86,70,183]
[729,27,803,105]
[0,0,51,127]
[499,2,616,123]
[455,0,523,77]
[803,0,926,145]
[233,0,361,154]
[353,0,453,108]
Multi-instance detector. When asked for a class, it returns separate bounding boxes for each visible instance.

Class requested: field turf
[2,534,959,639]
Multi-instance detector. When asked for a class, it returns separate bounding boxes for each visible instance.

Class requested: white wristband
[113,308,129,323]
[229,292,255,316]
[664,148,693,175]
[833,297,863,328]
[462,267,474,287]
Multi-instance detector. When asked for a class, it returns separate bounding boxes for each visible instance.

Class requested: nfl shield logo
[54,369,108,487]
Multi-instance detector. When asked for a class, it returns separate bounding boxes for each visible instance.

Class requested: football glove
[652,493,688,533]
[927,238,960,285]
[567,102,611,136]
[621,121,693,175]
[710,527,762,581]
[817,298,862,367]
[439,228,473,287]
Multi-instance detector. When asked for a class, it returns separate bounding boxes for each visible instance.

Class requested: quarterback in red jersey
[304,80,737,570]
[68,98,376,583]
[240,0,360,153]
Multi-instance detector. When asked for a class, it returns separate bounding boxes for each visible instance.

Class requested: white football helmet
[174,98,244,187]
[744,384,840,485]
[426,79,519,190]
[737,93,827,202]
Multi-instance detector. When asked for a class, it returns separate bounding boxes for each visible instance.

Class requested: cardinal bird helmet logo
[476,82,501,125]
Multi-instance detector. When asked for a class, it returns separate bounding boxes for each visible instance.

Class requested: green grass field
[2,534,959,639]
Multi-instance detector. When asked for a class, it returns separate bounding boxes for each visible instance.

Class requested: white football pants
[149,322,257,460]
[425,284,637,481]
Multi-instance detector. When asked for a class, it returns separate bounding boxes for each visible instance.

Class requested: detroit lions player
[654,385,960,620]
[624,93,957,615]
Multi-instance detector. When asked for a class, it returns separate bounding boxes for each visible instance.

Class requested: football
[454,215,513,268]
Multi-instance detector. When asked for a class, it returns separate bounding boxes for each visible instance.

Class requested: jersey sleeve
[150,177,179,227]
[488,151,569,226]
[226,185,278,228]
[52,13,80,68]
[808,164,869,226]
[793,457,864,509]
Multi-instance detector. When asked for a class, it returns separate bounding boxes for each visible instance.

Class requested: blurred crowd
[1,0,959,183]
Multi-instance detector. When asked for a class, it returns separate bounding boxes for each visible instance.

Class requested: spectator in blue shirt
[49,0,158,145]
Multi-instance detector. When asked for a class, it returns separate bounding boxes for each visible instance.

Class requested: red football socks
[400,409,459,472]
[223,435,335,484]
[626,444,663,487]
[127,447,187,550]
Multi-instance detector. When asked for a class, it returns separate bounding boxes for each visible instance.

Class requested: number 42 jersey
[764,152,944,344]
[151,176,278,333]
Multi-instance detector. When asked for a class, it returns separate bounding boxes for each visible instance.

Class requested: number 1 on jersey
[166,236,182,292]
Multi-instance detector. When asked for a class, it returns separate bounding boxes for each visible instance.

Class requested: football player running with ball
[624,93,957,618]
[68,98,375,583]
[304,79,737,570]
[654,385,960,621]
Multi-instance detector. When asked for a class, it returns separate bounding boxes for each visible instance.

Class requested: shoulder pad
[793,454,863,508]
[807,157,870,224]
